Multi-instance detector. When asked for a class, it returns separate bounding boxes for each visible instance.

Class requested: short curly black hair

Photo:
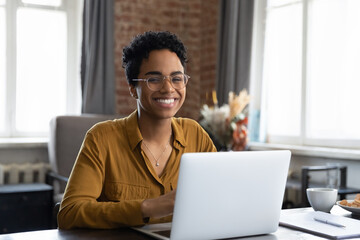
[122,31,188,86]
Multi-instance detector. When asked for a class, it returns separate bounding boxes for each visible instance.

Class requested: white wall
[290,155,360,190]
[0,145,48,164]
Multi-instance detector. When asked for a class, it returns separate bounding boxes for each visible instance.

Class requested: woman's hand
[141,190,176,219]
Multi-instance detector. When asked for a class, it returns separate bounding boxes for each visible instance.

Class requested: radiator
[0,163,51,185]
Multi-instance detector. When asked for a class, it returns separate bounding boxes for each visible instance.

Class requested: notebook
[133,150,291,240]
[280,211,360,239]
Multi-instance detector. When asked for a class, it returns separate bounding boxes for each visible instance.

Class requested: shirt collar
[126,110,143,150]
[125,110,187,149]
[171,117,186,148]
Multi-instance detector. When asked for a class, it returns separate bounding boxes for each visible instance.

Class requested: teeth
[157,99,174,104]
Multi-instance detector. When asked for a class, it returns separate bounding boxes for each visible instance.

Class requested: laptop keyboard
[154,230,171,238]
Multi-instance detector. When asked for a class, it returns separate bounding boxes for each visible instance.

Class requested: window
[0,0,82,138]
[252,0,360,149]
[0,0,6,133]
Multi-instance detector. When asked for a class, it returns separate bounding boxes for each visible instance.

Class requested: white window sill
[248,142,360,161]
[0,138,48,149]
[1,139,359,161]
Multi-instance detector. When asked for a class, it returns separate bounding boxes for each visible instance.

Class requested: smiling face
[130,49,186,120]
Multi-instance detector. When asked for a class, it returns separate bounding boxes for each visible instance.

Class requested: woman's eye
[172,77,182,82]
[148,77,161,83]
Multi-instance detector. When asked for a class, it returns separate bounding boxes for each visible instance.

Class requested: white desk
[0,206,357,240]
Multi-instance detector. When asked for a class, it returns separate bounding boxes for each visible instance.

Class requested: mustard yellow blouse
[58,110,216,229]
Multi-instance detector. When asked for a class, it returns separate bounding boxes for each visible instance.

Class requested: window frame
[250,0,360,150]
[1,0,82,138]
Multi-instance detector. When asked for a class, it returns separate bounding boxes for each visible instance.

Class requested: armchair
[46,114,121,204]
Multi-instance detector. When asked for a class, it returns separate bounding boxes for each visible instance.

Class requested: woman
[58,31,216,229]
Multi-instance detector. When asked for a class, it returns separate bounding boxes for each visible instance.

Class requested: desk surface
[0,206,357,240]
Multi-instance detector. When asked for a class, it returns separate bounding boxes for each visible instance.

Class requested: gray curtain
[216,0,254,105]
[81,0,115,114]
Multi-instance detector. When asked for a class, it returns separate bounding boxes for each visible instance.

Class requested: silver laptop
[133,150,291,240]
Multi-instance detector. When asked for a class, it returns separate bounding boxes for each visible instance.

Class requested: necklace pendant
[156,162,160,167]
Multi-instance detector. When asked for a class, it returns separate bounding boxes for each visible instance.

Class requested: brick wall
[114,0,219,120]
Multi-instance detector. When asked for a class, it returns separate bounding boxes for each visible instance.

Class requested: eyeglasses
[132,73,190,91]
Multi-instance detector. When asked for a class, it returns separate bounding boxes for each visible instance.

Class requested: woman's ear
[129,85,138,99]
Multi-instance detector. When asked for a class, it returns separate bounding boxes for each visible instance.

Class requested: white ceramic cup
[306,188,338,212]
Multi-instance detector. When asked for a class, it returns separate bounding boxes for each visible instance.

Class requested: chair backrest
[48,114,120,182]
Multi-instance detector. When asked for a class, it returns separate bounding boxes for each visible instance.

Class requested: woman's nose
[160,77,174,92]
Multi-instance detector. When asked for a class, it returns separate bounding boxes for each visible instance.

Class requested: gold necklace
[142,135,171,167]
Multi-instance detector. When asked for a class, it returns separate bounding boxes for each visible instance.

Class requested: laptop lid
[134,150,291,240]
